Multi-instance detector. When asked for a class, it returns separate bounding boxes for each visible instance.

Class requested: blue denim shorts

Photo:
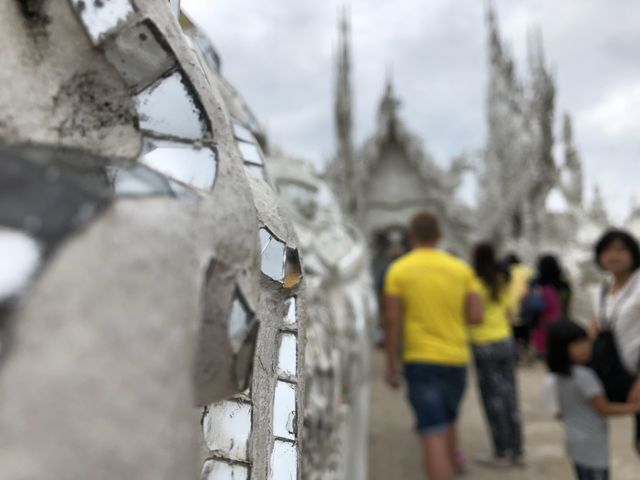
[404,363,468,435]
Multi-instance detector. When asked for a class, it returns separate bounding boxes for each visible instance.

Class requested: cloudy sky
[182,0,640,222]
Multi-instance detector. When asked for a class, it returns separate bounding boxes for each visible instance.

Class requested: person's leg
[474,343,509,458]
[446,425,457,468]
[405,364,458,480]
[574,463,609,480]
[498,339,524,460]
[420,427,455,480]
[634,413,640,456]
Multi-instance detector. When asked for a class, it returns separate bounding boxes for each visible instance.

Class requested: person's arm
[465,291,484,325]
[588,312,599,339]
[627,377,640,403]
[384,294,403,389]
[591,395,640,416]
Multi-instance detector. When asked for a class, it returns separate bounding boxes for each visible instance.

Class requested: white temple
[327,11,473,264]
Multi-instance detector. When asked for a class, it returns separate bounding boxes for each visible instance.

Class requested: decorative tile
[273,381,296,441]
[203,401,252,462]
[70,0,134,44]
[270,439,298,480]
[277,333,297,380]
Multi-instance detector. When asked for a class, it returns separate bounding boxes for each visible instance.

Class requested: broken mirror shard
[168,0,181,18]
[71,0,134,44]
[273,381,296,441]
[104,21,176,88]
[108,165,173,197]
[0,149,106,254]
[203,401,252,462]
[135,71,208,140]
[234,319,258,391]
[283,297,296,327]
[232,122,255,144]
[237,142,264,166]
[167,180,200,200]
[200,459,249,480]
[277,333,297,379]
[140,138,217,190]
[0,227,41,302]
[244,164,267,181]
[270,439,298,480]
[284,248,302,289]
[228,291,251,351]
[259,228,286,282]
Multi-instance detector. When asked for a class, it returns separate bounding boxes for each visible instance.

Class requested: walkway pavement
[368,350,638,479]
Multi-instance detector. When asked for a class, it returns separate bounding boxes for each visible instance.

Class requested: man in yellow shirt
[384,212,483,480]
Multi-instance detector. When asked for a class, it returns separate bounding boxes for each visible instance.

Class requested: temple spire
[334,6,357,215]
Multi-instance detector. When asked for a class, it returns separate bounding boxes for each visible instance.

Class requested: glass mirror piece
[168,0,181,18]
[135,71,207,140]
[201,459,249,480]
[283,297,296,327]
[273,381,296,441]
[168,180,200,200]
[259,228,286,282]
[277,333,297,379]
[109,165,173,197]
[71,0,134,44]
[244,164,267,181]
[234,320,258,391]
[270,440,298,480]
[203,401,252,462]
[141,138,216,190]
[232,122,255,143]
[228,292,251,351]
[237,142,264,165]
[104,21,175,87]
[284,248,302,289]
[0,227,41,302]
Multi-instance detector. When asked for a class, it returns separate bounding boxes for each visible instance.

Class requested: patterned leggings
[574,464,609,480]
[473,338,523,457]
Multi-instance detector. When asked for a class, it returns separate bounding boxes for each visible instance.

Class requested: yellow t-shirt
[469,280,512,345]
[384,248,479,366]
[508,264,533,325]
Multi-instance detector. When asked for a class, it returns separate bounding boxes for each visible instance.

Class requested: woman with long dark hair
[470,243,524,468]
[530,255,571,356]
[589,228,640,456]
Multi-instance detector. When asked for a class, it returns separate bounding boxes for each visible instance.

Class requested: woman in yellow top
[470,243,524,468]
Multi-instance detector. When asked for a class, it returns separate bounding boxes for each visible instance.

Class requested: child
[547,320,640,480]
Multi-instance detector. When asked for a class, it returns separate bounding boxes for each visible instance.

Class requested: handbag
[589,278,638,402]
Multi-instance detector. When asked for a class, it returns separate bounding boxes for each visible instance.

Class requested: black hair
[546,320,588,376]
[537,255,562,286]
[503,253,521,266]
[473,242,502,301]
[594,228,640,271]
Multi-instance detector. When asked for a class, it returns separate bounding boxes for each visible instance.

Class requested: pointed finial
[385,65,394,93]
[563,112,573,143]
